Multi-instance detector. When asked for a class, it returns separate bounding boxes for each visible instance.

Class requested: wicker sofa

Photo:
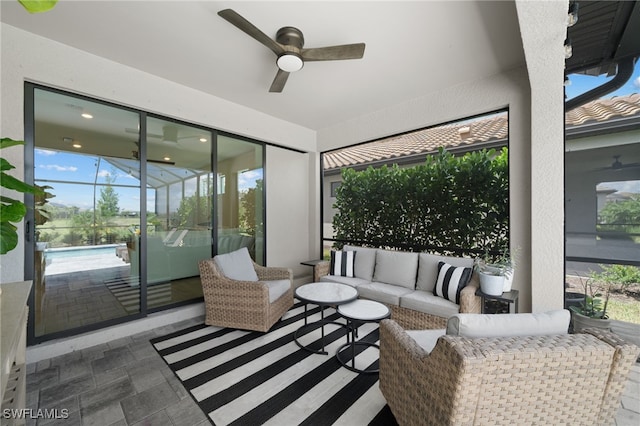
[379,311,640,425]
[198,248,293,332]
[314,245,481,328]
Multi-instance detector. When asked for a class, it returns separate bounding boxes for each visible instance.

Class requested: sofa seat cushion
[343,245,377,281]
[400,291,460,319]
[319,275,369,288]
[358,282,413,306]
[264,279,291,303]
[416,253,475,292]
[446,309,571,338]
[373,250,419,289]
[406,329,447,353]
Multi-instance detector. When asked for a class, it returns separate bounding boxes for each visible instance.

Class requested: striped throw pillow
[330,250,356,277]
[433,261,472,304]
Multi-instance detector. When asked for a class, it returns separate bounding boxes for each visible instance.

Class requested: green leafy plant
[1,138,43,254]
[332,147,509,256]
[475,247,516,276]
[569,272,613,319]
[18,0,58,13]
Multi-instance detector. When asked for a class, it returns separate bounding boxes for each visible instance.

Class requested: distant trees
[98,171,120,218]
[599,195,640,228]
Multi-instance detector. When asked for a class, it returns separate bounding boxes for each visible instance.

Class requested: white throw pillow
[446,309,570,338]
[213,247,259,282]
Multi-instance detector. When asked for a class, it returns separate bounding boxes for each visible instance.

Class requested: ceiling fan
[218,9,366,93]
[595,155,640,171]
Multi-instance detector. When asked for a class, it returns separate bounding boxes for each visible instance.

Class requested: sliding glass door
[27,85,266,343]
[31,88,142,337]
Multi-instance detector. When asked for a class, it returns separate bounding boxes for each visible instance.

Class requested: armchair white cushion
[213,247,259,282]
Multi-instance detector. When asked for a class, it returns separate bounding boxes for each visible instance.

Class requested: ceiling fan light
[277,53,303,72]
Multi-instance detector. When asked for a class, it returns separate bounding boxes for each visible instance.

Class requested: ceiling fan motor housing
[276,27,304,49]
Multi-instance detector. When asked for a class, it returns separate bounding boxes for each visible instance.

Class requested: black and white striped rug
[150,302,398,425]
[104,277,172,314]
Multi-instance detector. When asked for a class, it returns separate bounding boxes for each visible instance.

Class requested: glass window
[217,134,265,264]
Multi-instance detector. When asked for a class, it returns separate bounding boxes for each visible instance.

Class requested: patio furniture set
[198,246,640,424]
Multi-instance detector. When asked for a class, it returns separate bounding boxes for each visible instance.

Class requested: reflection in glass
[217,135,265,264]
[33,88,141,337]
[142,117,212,309]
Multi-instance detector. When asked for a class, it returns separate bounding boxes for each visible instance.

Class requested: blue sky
[35,149,263,213]
[565,60,640,100]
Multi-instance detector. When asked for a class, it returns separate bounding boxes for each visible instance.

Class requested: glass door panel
[33,88,141,337]
[144,117,212,308]
[217,135,264,264]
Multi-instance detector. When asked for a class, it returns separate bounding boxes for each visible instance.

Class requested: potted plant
[476,248,515,296]
[569,272,612,332]
[1,138,44,255]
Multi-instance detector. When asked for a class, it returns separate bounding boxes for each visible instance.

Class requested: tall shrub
[332,148,508,256]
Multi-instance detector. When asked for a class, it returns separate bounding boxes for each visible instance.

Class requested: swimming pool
[45,244,120,259]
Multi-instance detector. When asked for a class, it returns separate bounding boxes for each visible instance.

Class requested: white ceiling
[1,0,525,131]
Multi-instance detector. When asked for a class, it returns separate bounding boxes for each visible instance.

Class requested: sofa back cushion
[343,245,377,281]
[416,253,474,292]
[372,249,419,289]
[446,309,570,338]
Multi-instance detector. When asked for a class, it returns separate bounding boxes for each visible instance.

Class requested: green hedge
[332,148,509,256]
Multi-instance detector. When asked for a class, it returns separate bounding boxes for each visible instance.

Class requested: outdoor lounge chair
[379,313,640,425]
[198,248,294,332]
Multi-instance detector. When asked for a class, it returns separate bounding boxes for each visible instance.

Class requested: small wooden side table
[300,259,325,267]
[475,288,519,314]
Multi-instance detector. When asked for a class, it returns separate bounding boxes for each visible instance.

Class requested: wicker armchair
[198,259,294,332]
[379,319,640,426]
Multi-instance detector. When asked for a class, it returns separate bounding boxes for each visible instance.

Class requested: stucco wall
[0,24,316,283]
[317,69,536,311]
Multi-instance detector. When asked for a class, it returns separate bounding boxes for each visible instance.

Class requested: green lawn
[607,298,640,324]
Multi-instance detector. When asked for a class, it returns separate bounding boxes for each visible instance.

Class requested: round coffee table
[294,282,358,354]
[335,299,390,373]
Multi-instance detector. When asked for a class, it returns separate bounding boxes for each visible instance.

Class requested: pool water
[45,245,120,259]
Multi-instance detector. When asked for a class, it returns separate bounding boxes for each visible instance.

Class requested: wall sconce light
[567,2,579,27]
[564,38,573,59]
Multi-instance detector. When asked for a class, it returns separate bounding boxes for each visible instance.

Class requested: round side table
[335,299,390,374]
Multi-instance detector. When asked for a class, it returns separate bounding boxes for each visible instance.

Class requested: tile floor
[25,317,210,426]
[25,319,640,426]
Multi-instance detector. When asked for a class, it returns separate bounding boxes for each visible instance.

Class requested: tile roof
[324,93,640,170]
[565,93,640,126]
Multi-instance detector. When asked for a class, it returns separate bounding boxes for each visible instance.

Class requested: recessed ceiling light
[199,137,207,143]
[81,112,93,119]
[163,156,171,161]
[72,143,82,149]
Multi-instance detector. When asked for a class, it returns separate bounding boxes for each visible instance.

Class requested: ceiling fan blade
[302,43,365,61]
[218,9,284,56]
[269,69,290,93]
